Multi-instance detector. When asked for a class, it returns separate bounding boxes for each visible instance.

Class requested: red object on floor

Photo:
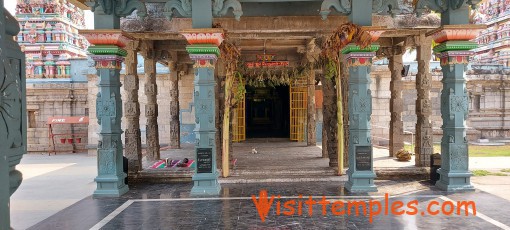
[67,138,73,144]
[60,138,66,144]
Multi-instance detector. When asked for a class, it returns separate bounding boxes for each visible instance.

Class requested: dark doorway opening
[245,85,290,138]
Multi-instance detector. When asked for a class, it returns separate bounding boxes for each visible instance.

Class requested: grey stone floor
[11,153,96,230]
[27,181,510,230]
[11,141,510,229]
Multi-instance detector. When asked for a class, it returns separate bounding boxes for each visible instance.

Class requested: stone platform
[131,140,432,183]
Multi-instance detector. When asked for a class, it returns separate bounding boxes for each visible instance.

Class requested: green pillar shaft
[343,44,379,193]
[190,65,221,195]
[1,5,27,229]
[88,47,129,197]
[430,0,480,190]
[0,152,9,229]
[182,30,224,196]
[435,50,475,191]
[0,2,10,227]
[84,6,128,197]
[192,0,213,28]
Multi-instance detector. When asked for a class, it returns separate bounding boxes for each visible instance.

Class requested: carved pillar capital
[379,46,405,58]
[342,44,380,69]
[181,29,224,69]
[81,30,130,69]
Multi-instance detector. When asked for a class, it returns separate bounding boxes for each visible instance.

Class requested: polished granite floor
[28,181,510,230]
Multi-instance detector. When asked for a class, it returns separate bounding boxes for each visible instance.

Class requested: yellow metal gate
[232,81,246,142]
[290,78,307,142]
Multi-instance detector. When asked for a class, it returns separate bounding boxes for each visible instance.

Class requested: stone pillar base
[190,171,221,196]
[93,176,129,198]
[345,171,377,193]
[435,169,474,192]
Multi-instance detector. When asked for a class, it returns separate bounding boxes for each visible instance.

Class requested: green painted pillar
[0,3,9,228]
[342,44,379,193]
[191,0,213,28]
[80,0,146,197]
[182,29,224,196]
[430,26,483,192]
[349,0,372,26]
[1,5,27,229]
[82,31,129,197]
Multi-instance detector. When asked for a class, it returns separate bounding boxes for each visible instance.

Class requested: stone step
[129,168,193,183]
[219,175,348,184]
[129,167,430,183]
[231,168,336,176]
[375,167,430,180]
[470,142,506,146]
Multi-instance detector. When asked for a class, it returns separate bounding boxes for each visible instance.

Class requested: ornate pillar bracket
[81,29,130,197]
[342,43,380,193]
[414,0,481,24]
[427,25,485,192]
[181,28,224,196]
[320,0,406,20]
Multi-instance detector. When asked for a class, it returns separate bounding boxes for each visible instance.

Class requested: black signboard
[197,148,213,173]
[355,146,372,171]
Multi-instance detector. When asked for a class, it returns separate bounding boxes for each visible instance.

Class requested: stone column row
[123,42,182,175]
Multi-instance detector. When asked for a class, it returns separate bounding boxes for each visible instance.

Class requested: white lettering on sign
[52,119,66,122]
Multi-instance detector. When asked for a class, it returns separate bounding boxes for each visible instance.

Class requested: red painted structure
[47,116,88,155]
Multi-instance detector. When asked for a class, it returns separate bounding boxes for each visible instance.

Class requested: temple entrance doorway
[245,85,290,139]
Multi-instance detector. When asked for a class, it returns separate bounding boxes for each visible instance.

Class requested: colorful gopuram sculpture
[473,0,510,66]
[15,0,88,78]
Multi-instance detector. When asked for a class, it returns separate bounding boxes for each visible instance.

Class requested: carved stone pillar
[415,33,433,167]
[388,46,405,157]
[141,41,160,161]
[82,30,129,197]
[307,68,316,146]
[429,25,484,191]
[182,29,223,195]
[343,43,380,193]
[169,62,180,149]
[124,41,142,173]
[1,7,27,228]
